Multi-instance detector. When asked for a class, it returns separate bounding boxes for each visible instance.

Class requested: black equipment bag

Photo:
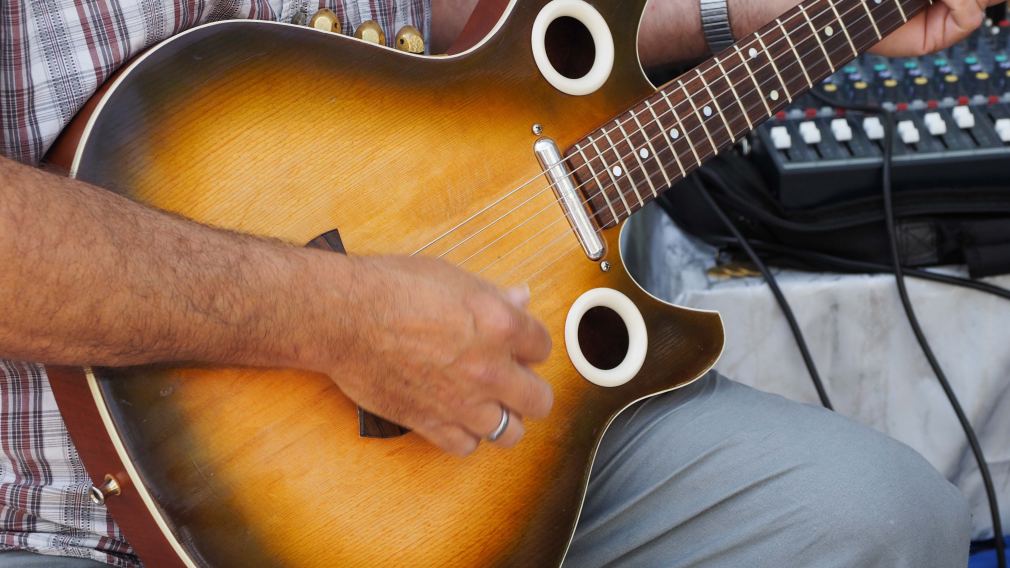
[659,151,1010,279]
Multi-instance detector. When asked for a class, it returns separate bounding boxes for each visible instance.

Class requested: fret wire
[585,136,630,215]
[593,127,642,207]
[574,143,618,222]
[714,57,753,131]
[893,0,907,22]
[696,67,736,141]
[678,79,718,153]
[659,90,701,167]
[630,109,673,187]
[826,0,859,57]
[643,98,687,178]
[860,0,883,40]
[754,32,792,102]
[776,17,813,89]
[734,44,772,117]
[798,3,835,72]
[615,118,658,197]
[602,128,645,207]
[588,135,633,216]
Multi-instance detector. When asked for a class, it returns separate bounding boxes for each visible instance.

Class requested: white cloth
[624,203,1010,540]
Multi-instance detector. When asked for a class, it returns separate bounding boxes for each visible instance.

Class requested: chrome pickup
[533,137,606,261]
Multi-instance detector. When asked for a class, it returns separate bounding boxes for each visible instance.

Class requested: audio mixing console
[751,11,1010,209]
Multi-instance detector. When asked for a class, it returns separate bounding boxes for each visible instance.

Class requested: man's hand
[324,256,554,457]
[872,0,1004,56]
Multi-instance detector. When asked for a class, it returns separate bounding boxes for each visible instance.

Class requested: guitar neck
[567,0,930,228]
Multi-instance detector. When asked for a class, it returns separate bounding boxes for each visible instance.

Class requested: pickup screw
[532,123,543,135]
[600,261,611,272]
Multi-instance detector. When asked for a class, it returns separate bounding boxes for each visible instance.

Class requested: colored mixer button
[945,74,959,83]
[824,83,839,93]
[914,76,929,86]
[965,55,979,65]
[904,61,918,69]
[854,81,869,90]
[996,54,1008,63]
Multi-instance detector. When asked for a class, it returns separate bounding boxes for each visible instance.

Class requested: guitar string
[443,3,900,274]
[423,0,906,263]
[472,13,892,279]
[467,11,898,281]
[412,0,898,257]
[452,5,895,277]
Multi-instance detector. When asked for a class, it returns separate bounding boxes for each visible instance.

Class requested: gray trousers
[2,373,969,567]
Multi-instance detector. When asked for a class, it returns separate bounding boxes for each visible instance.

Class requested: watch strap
[700,0,734,54]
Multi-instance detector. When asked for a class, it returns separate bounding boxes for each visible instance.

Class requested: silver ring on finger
[486,406,510,442]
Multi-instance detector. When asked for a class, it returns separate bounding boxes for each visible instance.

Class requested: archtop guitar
[45,0,927,565]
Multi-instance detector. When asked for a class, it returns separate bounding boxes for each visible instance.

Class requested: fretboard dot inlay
[703,106,713,117]
[770,89,780,101]
[748,47,759,59]
[825,25,834,36]
[639,148,649,159]
[612,166,623,177]
[669,128,681,140]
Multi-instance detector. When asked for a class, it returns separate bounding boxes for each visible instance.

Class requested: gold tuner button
[89,474,122,506]
[354,20,386,45]
[309,9,341,34]
[395,25,424,54]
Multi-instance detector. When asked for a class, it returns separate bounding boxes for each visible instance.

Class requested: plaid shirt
[0,1,430,565]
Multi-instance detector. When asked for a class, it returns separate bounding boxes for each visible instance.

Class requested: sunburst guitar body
[46,0,731,565]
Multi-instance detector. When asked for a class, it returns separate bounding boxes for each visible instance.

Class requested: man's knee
[797,430,971,566]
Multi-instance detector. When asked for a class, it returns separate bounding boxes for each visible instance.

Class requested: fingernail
[504,284,531,307]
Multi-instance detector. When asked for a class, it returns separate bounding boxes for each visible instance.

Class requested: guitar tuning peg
[354,20,386,45]
[309,8,341,34]
[395,25,424,54]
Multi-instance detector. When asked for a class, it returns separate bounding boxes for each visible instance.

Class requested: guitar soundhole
[577,306,630,371]
[545,16,595,80]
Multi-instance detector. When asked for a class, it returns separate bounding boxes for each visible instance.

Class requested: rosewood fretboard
[567,0,930,228]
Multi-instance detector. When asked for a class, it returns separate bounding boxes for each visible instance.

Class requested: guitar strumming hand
[0,159,552,458]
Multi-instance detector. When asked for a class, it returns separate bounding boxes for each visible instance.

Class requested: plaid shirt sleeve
[0,1,430,565]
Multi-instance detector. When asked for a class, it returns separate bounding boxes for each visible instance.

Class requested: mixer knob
[863,116,885,141]
[799,122,822,145]
[830,118,853,142]
[995,119,1010,143]
[897,120,921,145]
[853,80,870,104]
[943,73,962,97]
[912,76,930,100]
[923,112,947,136]
[952,105,976,129]
[881,78,899,102]
[770,126,793,150]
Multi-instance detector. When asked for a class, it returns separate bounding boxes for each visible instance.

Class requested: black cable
[690,175,834,410]
[804,87,1005,566]
[878,110,1006,568]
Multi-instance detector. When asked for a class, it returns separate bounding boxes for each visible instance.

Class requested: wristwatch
[700,0,734,54]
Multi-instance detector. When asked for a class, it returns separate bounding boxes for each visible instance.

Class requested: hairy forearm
[0,156,348,369]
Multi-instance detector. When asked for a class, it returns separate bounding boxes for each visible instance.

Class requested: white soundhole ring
[531,0,615,96]
[565,288,648,388]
